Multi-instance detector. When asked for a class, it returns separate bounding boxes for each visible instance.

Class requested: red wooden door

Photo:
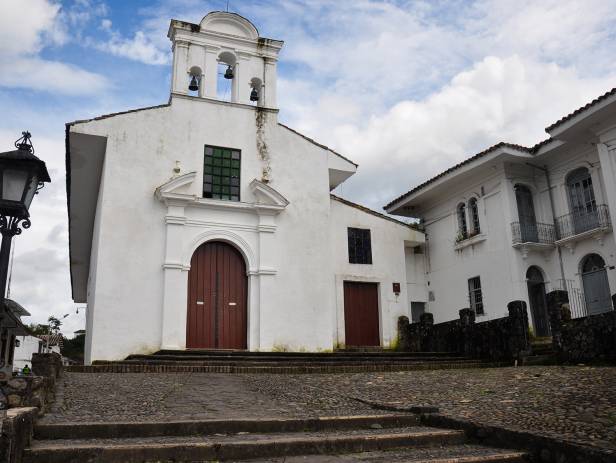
[186,241,247,349]
[343,282,380,346]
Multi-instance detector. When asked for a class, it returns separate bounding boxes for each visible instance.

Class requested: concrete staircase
[66,350,506,374]
[525,339,556,365]
[24,414,527,462]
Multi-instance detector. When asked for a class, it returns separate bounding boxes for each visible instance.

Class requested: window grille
[203,145,241,201]
[468,276,484,315]
[469,198,480,234]
[347,228,372,264]
[457,203,468,239]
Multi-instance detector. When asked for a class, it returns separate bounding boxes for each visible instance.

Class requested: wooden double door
[343,281,380,346]
[186,241,247,349]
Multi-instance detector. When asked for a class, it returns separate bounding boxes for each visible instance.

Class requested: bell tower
[167,12,283,108]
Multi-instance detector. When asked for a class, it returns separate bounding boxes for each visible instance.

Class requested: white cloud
[0,0,66,56]
[329,55,616,208]
[0,0,108,95]
[95,30,170,65]
[0,57,108,95]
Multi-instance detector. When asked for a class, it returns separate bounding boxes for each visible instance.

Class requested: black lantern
[188,75,199,92]
[224,65,234,79]
[250,87,259,102]
[0,132,50,300]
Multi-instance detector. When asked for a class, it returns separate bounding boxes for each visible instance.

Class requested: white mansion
[386,88,616,336]
[67,11,616,363]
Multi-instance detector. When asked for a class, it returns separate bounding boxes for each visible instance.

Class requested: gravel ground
[43,366,616,450]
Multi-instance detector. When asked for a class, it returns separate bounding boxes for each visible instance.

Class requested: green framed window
[203,145,241,201]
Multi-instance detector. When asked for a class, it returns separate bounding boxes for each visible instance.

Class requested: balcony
[555,204,612,247]
[511,222,556,258]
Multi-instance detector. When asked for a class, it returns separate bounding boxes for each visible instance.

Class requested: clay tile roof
[278,123,358,167]
[330,194,419,229]
[384,142,530,210]
[545,87,616,132]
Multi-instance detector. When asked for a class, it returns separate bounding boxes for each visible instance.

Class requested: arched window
[468,198,480,235]
[457,203,467,241]
[514,184,538,242]
[566,168,598,235]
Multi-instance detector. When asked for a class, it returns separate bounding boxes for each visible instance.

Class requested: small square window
[347,228,372,264]
[203,145,241,201]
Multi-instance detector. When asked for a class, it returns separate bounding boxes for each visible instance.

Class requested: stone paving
[43,366,616,451]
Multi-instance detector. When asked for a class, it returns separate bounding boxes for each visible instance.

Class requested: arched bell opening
[217,51,237,102]
[249,77,262,105]
[187,66,203,97]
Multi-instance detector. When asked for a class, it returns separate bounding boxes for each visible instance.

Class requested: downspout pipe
[526,162,566,285]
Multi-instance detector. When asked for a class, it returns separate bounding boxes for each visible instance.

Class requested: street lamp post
[0,132,51,300]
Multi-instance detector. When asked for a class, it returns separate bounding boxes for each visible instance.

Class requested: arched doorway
[526,266,550,337]
[581,254,612,315]
[186,241,247,349]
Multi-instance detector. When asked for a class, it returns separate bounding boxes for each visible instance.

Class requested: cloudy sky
[1,0,616,334]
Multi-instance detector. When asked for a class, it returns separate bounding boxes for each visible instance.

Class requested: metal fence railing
[555,204,611,240]
[549,279,588,319]
[511,221,556,245]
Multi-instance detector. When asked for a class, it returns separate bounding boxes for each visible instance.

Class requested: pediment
[249,179,289,207]
[155,172,197,199]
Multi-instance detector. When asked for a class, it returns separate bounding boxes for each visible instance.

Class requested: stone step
[243,445,528,462]
[24,427,467,463]
[152,349,461,358]
[66,360,502,374]
[113,356,475,365]
[34,414,421,440]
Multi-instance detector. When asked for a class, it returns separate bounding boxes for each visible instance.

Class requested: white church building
[386,88,616,337]
[66,12,424,363]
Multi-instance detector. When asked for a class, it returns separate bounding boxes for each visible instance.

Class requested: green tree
[28,323,51,336]
[47,316,62,334]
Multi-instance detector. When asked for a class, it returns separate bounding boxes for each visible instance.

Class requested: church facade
[66,12,424,363]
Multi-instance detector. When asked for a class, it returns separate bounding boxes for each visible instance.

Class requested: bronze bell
[250,88,259,102]
[224,65,234,79]
[188,75,199,91]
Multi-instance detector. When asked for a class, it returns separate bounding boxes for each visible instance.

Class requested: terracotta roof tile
[546,87,616,132]
[331,194,419,229]
[384,142,530,210]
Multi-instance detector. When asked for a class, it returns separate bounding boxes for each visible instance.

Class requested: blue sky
[1,0,616,334]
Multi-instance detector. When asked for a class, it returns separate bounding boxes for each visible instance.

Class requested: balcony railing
[555,204,611,241]
[511,221,556,245]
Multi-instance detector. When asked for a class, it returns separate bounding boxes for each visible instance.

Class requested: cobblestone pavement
[246,366,616,450]
[44,366,616,450]
[42,372,380,423]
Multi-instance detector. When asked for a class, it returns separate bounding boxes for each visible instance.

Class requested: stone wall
[0,407,37,463]
[0,353,61,413]
[398,301,531,361]
[547,290,616,363]
[0,353,62,463]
